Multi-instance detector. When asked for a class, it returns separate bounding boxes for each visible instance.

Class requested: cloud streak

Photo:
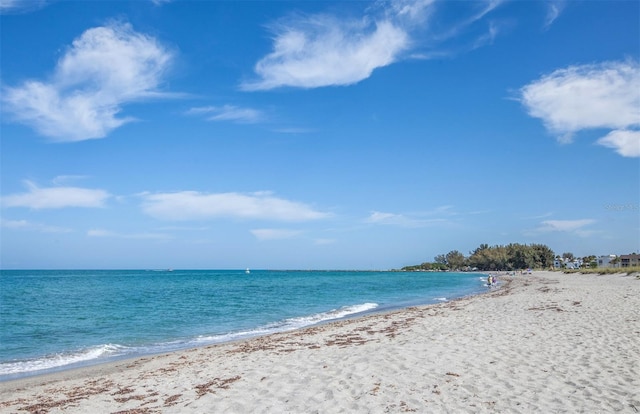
[1,218,72,233]
[519,59,640,157]
[186,105,265,123]
[537,219,595,232]
[2,181,111,209]
[543,1,566,29]
[2,22,174,141]
[365,210,450,228]
[250,228,302,240]
[0,0,47,14]
[140,191,331,222]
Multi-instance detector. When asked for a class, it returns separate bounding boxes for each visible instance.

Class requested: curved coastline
[2,271,637,413]
[0,270,489,382]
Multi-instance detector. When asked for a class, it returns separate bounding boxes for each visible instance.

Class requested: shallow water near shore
[0,269,487,380]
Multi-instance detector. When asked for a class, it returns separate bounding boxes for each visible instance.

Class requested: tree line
[400,243,556,272]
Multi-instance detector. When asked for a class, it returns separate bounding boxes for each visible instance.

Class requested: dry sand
[1,271,638,413]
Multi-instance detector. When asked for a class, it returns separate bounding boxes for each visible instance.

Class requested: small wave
[0,344,129,377]
[193,303,379,345]
[283,302,379,328]
[1,303,379,378]
[434,297,447,302]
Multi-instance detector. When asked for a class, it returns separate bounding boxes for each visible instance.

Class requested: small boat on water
[245,268,251,274]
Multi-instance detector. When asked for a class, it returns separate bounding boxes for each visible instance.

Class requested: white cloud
[1,218,72,233]
[519,60,640,156]
[250,228,302,240]
[242,0,510,90]
[241,15,410,90]
[140,191,331,222]
[186,105,265,123]
[596,130,640,158]
[537,219,595,233]
[2,22,174,141]
[2,181,111,209]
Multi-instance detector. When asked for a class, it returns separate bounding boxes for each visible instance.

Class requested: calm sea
[0,269,487,380]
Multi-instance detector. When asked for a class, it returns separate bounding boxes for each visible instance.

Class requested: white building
[597,255,617,268]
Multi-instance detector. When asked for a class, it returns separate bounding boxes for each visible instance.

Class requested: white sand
[1,271,639,413]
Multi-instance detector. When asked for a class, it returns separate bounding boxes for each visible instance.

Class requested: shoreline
[0,273,493,384]
[1,271,638,413]
[0,271,489,383]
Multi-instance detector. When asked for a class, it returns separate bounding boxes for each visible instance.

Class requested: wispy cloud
[242,0,510,90]
[543,0,566,29]
[2,22,174,141]
[0,0,47,14]
[250,228,303,241]
[186,105,265,124]
[242,15,410,90]
[2,180,111,209]
[530,219,596,237]
[365,210,449,228]
[471,20,500,49]
[428,0,503,43]
[87,229,170,240]
[519,59,640,157]
[140,191,331,222]
[1,218,72,233]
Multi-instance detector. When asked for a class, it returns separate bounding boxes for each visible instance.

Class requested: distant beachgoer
[487,275,493,286]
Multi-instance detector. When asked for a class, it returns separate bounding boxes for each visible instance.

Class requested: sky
[1,0,639,270]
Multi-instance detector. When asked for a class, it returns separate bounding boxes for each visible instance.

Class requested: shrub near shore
[563,266,640,276]
[400,243,555,272]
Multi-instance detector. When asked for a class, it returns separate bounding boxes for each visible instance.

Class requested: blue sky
[1,0,638,270]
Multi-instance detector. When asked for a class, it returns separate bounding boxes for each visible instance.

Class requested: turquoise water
[0,269,487,380]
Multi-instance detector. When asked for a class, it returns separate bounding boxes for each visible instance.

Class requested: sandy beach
[1,270,638,413]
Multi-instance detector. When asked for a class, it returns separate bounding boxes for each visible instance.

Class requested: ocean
[0,269,488,380]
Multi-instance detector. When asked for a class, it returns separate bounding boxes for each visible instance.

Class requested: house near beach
[554,257,583,269]
[597,255,618,268]
[619,254,640,268]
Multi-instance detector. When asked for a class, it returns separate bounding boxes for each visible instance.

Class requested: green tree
[467,243,555,271]
[531,244,555,269]
[445,250,466,270]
